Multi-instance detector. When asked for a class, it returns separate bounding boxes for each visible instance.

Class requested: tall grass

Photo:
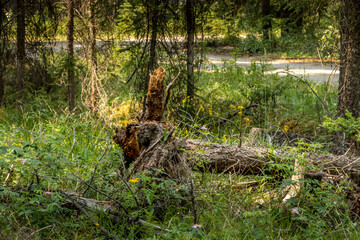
[1,60,357,240]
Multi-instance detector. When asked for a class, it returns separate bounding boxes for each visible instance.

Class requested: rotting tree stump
[113,67,191,180]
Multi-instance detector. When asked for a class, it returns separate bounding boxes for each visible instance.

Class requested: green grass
[173,60,337,147]
[0,58,356,239]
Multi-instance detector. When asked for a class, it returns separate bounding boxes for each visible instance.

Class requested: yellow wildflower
[128,178,139,184]
[244,117,250,122]
[200,105,205,111]
[209,109,213,116]
[238,111,242,115]
[186,129,188,135]
[182,98,187,103]
[95,223,99,226]
[238,106,244,110]
[283,125,289,132]
[230,104,236,109]
[223,135,227,142]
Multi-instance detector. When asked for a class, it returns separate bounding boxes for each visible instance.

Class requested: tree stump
[113,67,191,180]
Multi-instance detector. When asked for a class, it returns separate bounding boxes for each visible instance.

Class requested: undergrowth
[1,61,357,239]
[175,60,337,148]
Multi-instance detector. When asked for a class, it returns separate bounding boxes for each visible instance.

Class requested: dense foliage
[1,0,360,239]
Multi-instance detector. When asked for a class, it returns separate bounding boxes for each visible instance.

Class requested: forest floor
[2,41,358,240]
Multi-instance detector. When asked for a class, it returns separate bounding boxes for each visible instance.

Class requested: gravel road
[204,54,339,83]
[49,41,339,83]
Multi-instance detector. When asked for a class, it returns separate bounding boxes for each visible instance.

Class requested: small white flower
[291,207,299,215]
[19,158,27,164]
[192,224,202,229]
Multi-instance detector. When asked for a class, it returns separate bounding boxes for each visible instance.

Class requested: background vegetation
[1,0,359,239]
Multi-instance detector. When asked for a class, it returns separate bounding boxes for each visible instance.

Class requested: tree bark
[333,3,349,154]
[89,0,98,108]
[185,0,195,100]
[186,139,360,174]
[143,67,166,121]
[334,0,360,154]
[261,0,271,40]
[16,0,25,106]
[338,0,360,118]
[67,0,75,112]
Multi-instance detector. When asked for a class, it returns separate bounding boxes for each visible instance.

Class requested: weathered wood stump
[113,67,192,180]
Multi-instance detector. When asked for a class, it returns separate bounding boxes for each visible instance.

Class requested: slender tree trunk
[89,0,98,108]
[333,4,349,154]
[0,1,5,106]
[148,8,158,78]
[338,0,360,118]
[16,0,25,106]
[67,0,75,112]
[186,0,195,100]
[143,1,159,112]
[261,0,271,40]
[0,57,4,105]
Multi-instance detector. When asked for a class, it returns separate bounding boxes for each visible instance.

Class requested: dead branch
[283,158,304,202]
[60,191,119,240]
[163,70,181,111]
[3,164,14,187]
[61,191,170,234]
[231,181,258,190]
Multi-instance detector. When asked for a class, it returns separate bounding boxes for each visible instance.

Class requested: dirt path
[203,54,339,83]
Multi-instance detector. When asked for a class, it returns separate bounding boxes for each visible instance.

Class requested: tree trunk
[89,0,98,108]
[185,0,195,100]
[143,2,159,111]
[16,0,25,106]
[0,1,5,106]
[67,0,75,112]
[143,67,166,121]
[333,3,349,154]
[338,0,360,118]
[0,61,3,106]
[261,0,271,40]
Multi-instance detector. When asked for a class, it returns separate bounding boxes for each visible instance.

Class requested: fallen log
[61,191,170,234]
[186,139,360,174]
[185,139,268,174]
[114,121,360,177]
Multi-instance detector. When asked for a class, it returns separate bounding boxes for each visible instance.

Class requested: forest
[1,0,360,239]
